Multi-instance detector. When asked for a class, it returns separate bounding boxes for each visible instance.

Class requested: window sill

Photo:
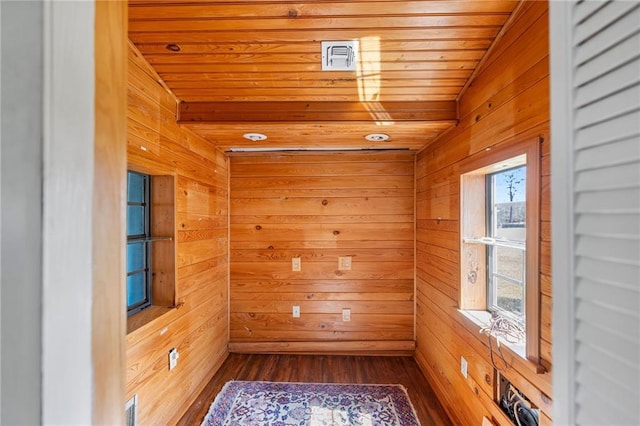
[460,310,527,359]
[127,305,174,335]
[459,309,547,376]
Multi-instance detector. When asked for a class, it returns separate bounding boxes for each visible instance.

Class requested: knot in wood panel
[333,230,340,236]
[287,9,298,18]
[255,225,262,230]
[322,199,328,206]
[267,245,274,250]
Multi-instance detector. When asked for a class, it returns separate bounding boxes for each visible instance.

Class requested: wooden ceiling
[128,1,520,151]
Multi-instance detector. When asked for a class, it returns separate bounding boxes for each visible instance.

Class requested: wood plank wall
[94,2,127,424]
[125,42,229,425]
[229,151,415,354]
[415,2,552,425]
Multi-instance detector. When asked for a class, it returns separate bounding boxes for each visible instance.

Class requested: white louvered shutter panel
[571,1,640,424]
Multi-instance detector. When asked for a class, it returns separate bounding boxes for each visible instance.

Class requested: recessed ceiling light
[364,133,390,142]
[243,133,268,141]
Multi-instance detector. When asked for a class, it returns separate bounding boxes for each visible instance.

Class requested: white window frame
[459,140,540,362]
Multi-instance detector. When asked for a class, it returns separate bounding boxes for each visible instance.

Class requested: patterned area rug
[201,381,421,426]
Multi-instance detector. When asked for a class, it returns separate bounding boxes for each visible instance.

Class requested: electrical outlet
[338,256,352,270]
[292,257,301,271]
[460,356,468,378]
[292,305,300,318]
[342,308,351,322]
[169,348,179,371]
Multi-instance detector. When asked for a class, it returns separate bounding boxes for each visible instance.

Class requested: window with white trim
[460,141,540,361]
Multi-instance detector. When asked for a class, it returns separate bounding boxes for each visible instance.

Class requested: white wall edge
[41,1,95,424]
[549,1,576,425]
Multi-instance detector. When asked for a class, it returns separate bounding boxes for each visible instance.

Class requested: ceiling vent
[321,41,359,71]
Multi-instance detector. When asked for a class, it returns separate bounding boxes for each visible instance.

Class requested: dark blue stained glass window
[126,242,145,273]
[127,171,152,315]
[127,206,145,236]
[127,172,145,203]
[127,273,147,306]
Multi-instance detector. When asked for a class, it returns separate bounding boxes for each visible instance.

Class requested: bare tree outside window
[493,166,526,229]
[504,169,524,223]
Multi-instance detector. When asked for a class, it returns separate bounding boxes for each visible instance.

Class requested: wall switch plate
[460,356,468,378]
[342,308,351,322]
[338,256,352,270]
[292,257,301,271]
[169,348,179,371]
[292,305,300,318]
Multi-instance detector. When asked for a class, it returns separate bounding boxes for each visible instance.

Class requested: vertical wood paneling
[93,2,127,424]
[415,2,552,425]
[229,151,415,354]
[125,42,229,425]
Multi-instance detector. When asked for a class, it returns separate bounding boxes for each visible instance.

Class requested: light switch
[338,256,352,270]
[342,308,351,322]
[292,257,301,271]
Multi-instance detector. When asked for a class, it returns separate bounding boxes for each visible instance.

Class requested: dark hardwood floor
[177,353,453,425]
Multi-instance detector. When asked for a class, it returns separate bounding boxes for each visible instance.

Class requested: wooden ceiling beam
[178,101,457,122]
[174,86,460,97]
[178,120,457,151]
[177,95,458,103]
[176,95,461,103]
